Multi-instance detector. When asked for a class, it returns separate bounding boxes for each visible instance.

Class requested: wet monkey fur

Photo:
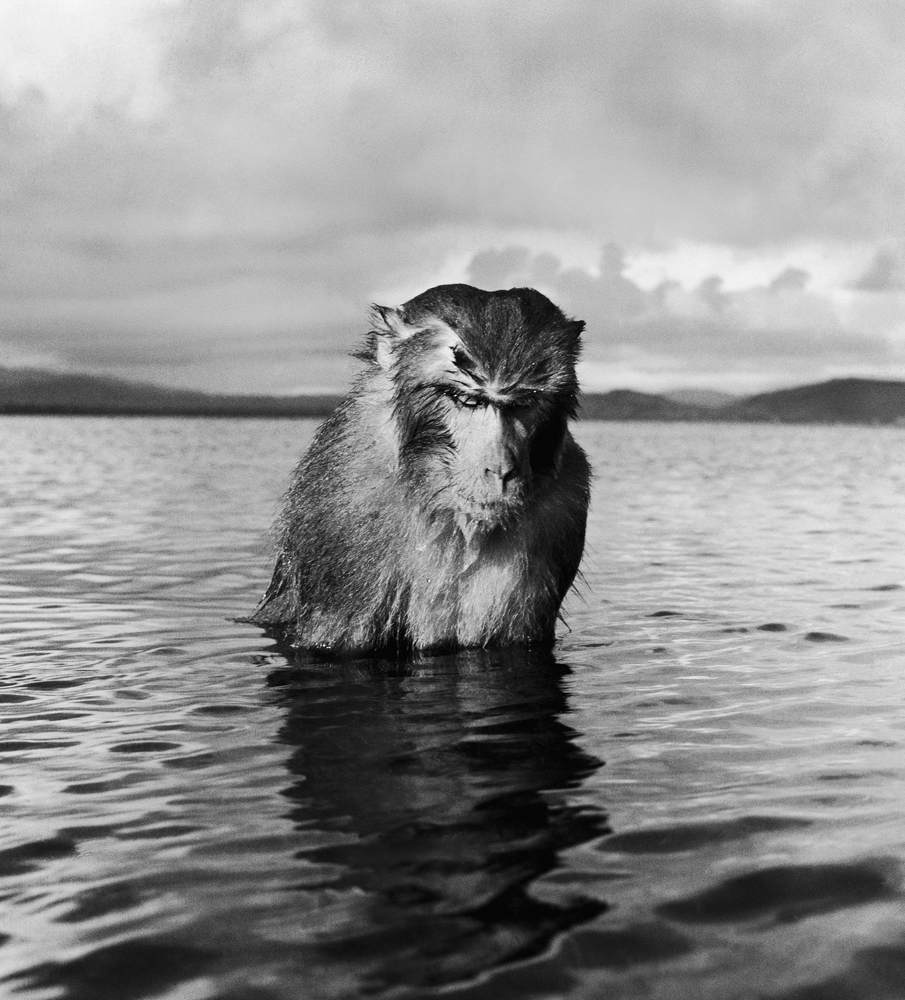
[250,284,590,654]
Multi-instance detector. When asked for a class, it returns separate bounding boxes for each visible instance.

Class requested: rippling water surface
[2,416,905,999]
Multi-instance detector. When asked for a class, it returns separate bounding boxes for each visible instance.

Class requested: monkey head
[362,284,584,530]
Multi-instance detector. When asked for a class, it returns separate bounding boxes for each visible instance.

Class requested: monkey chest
[399,538,555,647]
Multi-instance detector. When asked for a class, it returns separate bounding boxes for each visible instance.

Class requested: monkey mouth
[415,472,527,526]
[453,495,521,525]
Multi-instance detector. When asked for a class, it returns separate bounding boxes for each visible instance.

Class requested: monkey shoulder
[278,387,412,590]
[290,389,399,513]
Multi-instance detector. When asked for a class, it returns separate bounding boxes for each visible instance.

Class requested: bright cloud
[0,0,176,118]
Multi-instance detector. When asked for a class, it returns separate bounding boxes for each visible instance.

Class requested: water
[2,417,905,999]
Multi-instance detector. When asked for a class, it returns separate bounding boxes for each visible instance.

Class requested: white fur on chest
[397,513,547,648]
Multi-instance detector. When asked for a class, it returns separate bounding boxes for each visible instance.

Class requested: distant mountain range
[0,367,341,417]
[2,367,905,425]
[581,378,905,425]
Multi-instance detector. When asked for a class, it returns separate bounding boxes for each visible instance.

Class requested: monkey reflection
[268,648,609,990]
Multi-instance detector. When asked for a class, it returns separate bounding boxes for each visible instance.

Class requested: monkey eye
[444,388,483,408]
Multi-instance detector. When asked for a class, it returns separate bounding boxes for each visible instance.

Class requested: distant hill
[580,389,710,421]
[0,367,341,417]
[582,379,905,424]
[579,379,905,424]
[663,388,738,409]
[724,378,905,425]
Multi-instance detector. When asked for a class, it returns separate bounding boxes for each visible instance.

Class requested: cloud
[769,267,810,292]
[3,0,905,391]
[285,0,905,244]
[852,246,905,291]
[469,244,648,319]
[12,0,905,243]
[464,244,894,390]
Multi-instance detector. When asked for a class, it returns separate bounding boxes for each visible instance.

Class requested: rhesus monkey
[251,284,590,653]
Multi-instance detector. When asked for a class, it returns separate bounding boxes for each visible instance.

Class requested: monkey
[249,283,590,654]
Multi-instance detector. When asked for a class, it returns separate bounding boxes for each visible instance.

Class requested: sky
[3,0,905,396]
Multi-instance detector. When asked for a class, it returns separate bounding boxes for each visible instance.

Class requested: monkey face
[367,285,583,529]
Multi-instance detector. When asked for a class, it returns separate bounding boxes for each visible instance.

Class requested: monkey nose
[484,454,519,494]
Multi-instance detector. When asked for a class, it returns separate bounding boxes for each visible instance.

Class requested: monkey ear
[566,320,585,340]
[369,304,418,370]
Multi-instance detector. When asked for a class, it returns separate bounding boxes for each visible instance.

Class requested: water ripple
[2,419,905,998]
